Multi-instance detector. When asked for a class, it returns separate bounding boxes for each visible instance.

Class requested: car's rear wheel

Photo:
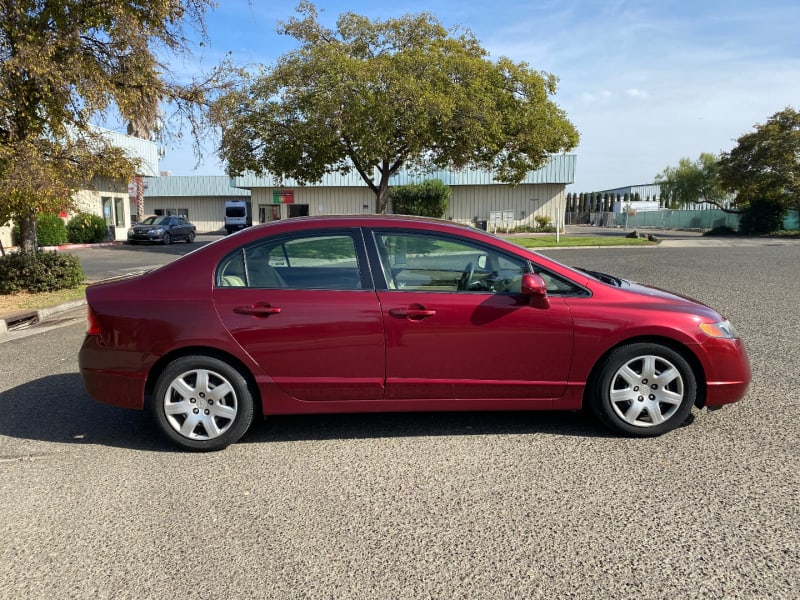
[590,343,696,436]
[186,231,195,243]
[152,356,254,451]
[162,232,171,245]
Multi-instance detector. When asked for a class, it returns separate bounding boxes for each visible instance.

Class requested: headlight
[699,320,739,339]
[152,228,164,235]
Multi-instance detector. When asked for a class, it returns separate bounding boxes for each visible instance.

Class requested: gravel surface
[0,244,798,599]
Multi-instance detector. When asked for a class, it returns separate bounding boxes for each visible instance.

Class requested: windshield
[141,216,169,225]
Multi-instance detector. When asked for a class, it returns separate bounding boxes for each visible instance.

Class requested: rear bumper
[78,336,148,410]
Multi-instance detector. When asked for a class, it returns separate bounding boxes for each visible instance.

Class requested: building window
[101,197,113,225]
[114,197,126,227]
[155,208,189,218]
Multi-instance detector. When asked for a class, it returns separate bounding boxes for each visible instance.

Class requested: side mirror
[521,273,550,308]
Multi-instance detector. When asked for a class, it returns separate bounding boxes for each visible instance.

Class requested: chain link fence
[566,209,799,231]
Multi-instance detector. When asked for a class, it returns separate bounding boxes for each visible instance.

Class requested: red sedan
[79,215,751,451]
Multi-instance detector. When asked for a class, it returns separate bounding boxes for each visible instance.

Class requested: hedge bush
[391,179,450,218]
[67,212,108,243]
[34,213,68,247]
[0,252,84,294]
[738,196,785,235]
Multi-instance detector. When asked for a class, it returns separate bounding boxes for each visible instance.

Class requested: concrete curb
[2,241,124,254]
[0,298,87,337]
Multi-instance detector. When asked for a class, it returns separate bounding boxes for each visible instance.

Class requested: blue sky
[152,0,800,191]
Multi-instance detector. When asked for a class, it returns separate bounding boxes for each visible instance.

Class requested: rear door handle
[234,303,281,317]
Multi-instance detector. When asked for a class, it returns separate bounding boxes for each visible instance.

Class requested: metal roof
[144,175,250,197]
[142,154,576,197]
[231,154,576,189]
[94,126,159,177]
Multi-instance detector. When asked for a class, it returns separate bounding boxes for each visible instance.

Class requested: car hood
[579,268,711,308]
[621,279,711,308]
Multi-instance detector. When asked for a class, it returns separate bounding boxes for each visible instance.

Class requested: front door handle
[234,303,281,317]
[389,305,436,320]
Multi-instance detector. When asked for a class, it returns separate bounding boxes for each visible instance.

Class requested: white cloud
[626,89,650,100]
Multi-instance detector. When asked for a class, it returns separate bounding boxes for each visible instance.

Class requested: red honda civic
[79,215,751,451]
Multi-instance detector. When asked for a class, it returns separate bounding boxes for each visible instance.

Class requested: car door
[176,217,190,239]
[173,217,186,239]
[373,230,574,403]
[164,216,177,238]
[212,229,386,401]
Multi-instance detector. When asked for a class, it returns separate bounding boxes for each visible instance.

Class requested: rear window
[226,207,246,218]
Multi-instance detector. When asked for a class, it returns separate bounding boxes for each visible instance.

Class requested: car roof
[247,214,477,233]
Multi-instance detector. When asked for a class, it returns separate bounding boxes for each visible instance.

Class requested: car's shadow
[0,373,612,452]
[0,373,165,451]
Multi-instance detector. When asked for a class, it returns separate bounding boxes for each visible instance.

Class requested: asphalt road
[1,243,798,599]
[68,234,222,282]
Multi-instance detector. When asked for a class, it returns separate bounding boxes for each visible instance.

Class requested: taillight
[86,306,101,336]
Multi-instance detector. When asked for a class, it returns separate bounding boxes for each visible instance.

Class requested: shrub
[0,252,84,294]
[391,180,450,218]
[703,225,737,236]
[34,213,68,247]
[533,215,556,232]
[738,195,786,235]
[67,212,108,243]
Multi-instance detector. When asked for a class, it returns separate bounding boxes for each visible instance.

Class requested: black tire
[186,231,196,243]
[151,356,254,451]
[589,343,696,437]
[162,232,171,245]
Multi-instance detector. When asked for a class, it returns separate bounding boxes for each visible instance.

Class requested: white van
[224,200,252,234]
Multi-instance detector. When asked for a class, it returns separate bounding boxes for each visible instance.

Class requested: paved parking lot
[0,243,798,598]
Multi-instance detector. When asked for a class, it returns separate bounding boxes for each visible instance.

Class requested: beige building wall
[250,187,376,221]
[142,196,236,234]
[73,186,131,242]
[445,183,565,229]
[249,183,565,230]
[0,184,131,248]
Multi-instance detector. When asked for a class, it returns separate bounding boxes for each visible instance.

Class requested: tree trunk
[375,167,394,214]
[18,213,38,253]
[376,184,391,214]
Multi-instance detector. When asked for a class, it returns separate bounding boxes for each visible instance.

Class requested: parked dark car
[80,215,751,451]
[127,215,196,245]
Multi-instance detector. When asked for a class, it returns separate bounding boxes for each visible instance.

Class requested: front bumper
[128,232,165,242]
[696,337,751,407]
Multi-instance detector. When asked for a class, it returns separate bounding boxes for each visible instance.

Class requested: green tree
[390,179,450,218]
[0,0,237,252]
[719,107,800,218]
[211,2,579,214]
[655,153,732,211]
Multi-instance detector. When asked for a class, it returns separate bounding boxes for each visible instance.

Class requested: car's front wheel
[151,356,254,451]
[589,343,696,436]
[162,232,171,245]
[186,231,196,243]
